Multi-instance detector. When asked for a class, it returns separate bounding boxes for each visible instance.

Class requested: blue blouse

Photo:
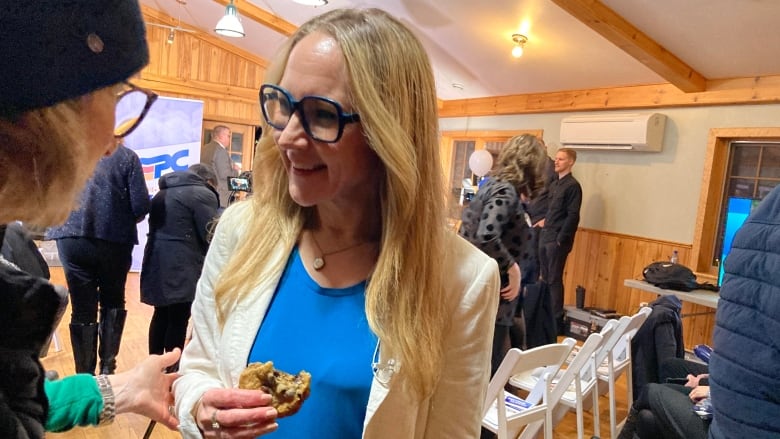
[248,247,376,438]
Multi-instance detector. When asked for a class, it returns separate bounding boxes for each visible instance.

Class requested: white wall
[440,104,780,243]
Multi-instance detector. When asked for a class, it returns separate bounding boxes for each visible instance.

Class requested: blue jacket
[709,184,780,439]
[46,145,149,245]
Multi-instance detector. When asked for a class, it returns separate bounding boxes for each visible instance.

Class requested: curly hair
[491,134,548,199]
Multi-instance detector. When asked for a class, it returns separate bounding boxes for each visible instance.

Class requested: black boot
[69,323,98,375]
[98,308,127,375]
[617,407,639,439]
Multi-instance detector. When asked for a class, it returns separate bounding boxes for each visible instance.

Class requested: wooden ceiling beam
[549,0,706,93]
[213,0,297,37]
[438,75,780,117]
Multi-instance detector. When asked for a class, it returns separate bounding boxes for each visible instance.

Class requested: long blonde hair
[213,8,448,399]
[0,99,94,226]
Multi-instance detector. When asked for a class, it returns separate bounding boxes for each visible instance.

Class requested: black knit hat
[0,0,149,118]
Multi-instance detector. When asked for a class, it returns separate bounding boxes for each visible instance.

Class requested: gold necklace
[309,231,375,271]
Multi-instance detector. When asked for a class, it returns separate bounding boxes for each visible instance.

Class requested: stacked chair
[594,306,652,438]
[510,320,618,439]
[502,306,652,439]
[481,339,576,439]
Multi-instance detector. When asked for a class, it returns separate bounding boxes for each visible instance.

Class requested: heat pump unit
[559,113,667,151]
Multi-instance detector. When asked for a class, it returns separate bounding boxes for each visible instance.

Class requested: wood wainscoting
[562,228,715,348]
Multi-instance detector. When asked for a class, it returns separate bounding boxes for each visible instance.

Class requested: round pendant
[313,257,325,270]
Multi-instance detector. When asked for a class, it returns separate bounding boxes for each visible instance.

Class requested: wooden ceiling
[141,0,780,116]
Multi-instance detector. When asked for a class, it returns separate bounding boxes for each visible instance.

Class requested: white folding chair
[595,306,652,439]
[510,322,615,439]
[482,340,576,439]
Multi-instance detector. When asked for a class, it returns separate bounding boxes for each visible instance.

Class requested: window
[713,142,780,266]
[439,130,543,228]
[692,129,780,278]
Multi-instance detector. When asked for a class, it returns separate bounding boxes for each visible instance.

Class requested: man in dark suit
[201,125,236,207]
[539,147,582,334]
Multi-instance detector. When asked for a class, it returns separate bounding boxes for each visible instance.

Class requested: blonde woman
[0,0,179,435]
[174,8,500,439]
[459,134,549,375]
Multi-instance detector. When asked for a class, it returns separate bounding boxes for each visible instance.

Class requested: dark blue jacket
[709,184,780,439]
[46,145,149,245]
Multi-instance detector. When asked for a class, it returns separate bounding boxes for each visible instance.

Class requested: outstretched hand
[108,348,182,429]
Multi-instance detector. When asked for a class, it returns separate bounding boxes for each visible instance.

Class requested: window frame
[691,127,780,278]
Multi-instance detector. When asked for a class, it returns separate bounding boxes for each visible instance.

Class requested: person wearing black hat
[0,0,180,436]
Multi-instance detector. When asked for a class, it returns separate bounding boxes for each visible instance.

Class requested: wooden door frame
[202,120,256,173]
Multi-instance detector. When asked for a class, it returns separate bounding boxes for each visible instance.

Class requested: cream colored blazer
[174,201,500,438]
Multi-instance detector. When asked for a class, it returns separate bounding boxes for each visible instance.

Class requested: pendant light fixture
[215,0,245,38]
[511,33,528,58]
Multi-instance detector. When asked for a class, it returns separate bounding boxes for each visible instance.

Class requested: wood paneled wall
[137,6,266,126]
[563,228,715,348]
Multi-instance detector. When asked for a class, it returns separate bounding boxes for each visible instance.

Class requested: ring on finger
[211,409,221,430]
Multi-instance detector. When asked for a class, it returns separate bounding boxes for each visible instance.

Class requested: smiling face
[273,32,382,209]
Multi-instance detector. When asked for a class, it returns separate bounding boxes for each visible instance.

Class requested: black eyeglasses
[114,82,158,138]
[259,84,360,143]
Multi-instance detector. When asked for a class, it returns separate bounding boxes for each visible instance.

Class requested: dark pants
[56,237,133,324]
[148,302,192,355]
[635,383,709,439]
[491,325,511,377]
[539,240,572,327]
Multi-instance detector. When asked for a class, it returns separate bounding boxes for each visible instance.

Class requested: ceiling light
[292,0,329,6]
[215,0,245,38]
[166,28,175,44]
[511,33,527,58]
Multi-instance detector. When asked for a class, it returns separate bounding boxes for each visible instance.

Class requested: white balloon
[468,150,494,176]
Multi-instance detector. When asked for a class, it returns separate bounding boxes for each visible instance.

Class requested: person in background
[174,8,500,438]
[459,134,548,375]
[625,381,711,439]
[46,142,150,376]
[0,0,179,435]
[630,294,684,400]
[201,125,237,207]
[141,164,219,357]
[708,183,780,439]
[538,147,582,334]
[512,138,556,349]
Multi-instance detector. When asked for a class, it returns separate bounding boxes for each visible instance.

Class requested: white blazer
[174,201,500,438]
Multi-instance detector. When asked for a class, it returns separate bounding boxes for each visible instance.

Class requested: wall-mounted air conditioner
[559,113,667,151]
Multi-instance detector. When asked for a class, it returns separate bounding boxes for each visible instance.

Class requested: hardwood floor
[41,267,629,438]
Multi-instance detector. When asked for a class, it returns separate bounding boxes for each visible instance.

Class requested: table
[624,279,719,309]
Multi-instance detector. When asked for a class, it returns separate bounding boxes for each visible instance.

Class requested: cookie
[238,361,311,418]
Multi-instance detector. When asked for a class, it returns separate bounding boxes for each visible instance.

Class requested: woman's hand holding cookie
[195,388,278,438]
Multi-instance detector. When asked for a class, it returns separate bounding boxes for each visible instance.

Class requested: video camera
[228,171,252,193]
